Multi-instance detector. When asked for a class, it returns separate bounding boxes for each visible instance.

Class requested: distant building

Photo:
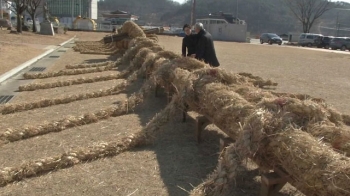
[101,10,138,25]
[0,1,12,19]
[46,0,98,27]
[98,10,139,30]
[196,12,248,42]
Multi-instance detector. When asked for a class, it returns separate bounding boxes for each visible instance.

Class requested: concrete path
[0,37,76,104]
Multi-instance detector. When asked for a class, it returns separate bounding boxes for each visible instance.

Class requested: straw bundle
[1,82,128,115]
[132,48,153,71]
[146,34,159,42]
[190,144,246,196]
[23,66,116,79]
[238,72,278,87]
[115,38,131,50]
[127,37,156,49]
[18,74,122,91]
[65,61,115,69]
[73,41,119,54]
[121,39,160,64]
[120,21,146,38]
[0,97,178,187]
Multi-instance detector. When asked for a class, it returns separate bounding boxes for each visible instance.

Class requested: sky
[173,0,350,4]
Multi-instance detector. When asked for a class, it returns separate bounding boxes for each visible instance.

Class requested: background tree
[5,0,29,33]
[26,0,42,32]
[284,0,334,33]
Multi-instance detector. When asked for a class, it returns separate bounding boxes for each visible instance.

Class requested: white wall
[203,23,247,42]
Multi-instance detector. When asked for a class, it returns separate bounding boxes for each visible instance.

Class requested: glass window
[300,35,306,39]
[306,35,313,39]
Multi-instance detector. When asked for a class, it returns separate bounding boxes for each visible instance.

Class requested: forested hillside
[98,0,350,35]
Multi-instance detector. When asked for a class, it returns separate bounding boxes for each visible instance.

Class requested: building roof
[102,10,138,19]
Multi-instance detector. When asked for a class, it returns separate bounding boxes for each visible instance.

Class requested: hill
[98,0,350,35]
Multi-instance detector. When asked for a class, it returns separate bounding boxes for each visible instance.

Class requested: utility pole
[0,0,3,19]
[336,11,339,37]
[236,0,238,23]
[79,0,81,16]
[190,0,196,26]
[72,0,75,28]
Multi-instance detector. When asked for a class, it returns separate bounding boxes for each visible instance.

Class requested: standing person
[193,23,220,67]
[181,24,197,57]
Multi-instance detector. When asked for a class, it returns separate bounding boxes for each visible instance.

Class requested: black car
[330,37,350,51]
[317,36,334,49]
[260,33,283,45]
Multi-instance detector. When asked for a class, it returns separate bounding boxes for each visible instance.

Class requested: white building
[0,0,12,19]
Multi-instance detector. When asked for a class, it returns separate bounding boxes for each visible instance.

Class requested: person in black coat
[193,23,220,67]
[181,24,197,57]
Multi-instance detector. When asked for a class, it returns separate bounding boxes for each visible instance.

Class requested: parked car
[330,37,350,51]
[0,19,12,30]
[298,33,323,47]
[260,33,283,45]
[317,36,334,49]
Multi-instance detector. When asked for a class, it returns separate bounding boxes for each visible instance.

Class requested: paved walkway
[0,39,76,104]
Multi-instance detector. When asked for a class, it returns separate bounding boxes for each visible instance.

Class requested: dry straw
[0,74,150,145]
[69,22,350,195]
[5,21,348,194]
[23,66,116,79]
[73,41,118,54]
[121,21,146,38]
[121,39,160,64]
[1,82,128,115]
[65,61,115,69]
[135,55,350,195]
[0,90,178,187]
[146,34,159,42]
[18,71,131,92]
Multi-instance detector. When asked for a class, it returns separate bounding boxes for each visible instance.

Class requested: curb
[0,36,76,85]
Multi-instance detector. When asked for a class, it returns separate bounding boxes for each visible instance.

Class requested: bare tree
[26,0,42,32]
[284,0,334,33]
[5,0,29,33]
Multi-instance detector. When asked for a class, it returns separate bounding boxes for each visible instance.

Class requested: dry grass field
[0,31,349,196]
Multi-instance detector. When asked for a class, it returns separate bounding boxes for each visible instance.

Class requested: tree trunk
[16,14,22,33]
[302,22,308,33]
[30,13,37,32]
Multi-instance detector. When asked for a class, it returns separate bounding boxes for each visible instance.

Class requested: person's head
[194,22,203,34]
[183,24,191,36]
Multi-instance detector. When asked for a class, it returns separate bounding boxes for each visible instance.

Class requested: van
[298,33,323,47]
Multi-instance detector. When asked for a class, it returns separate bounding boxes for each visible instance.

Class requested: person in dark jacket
[193,23,220,67]
[181,24,197,57]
